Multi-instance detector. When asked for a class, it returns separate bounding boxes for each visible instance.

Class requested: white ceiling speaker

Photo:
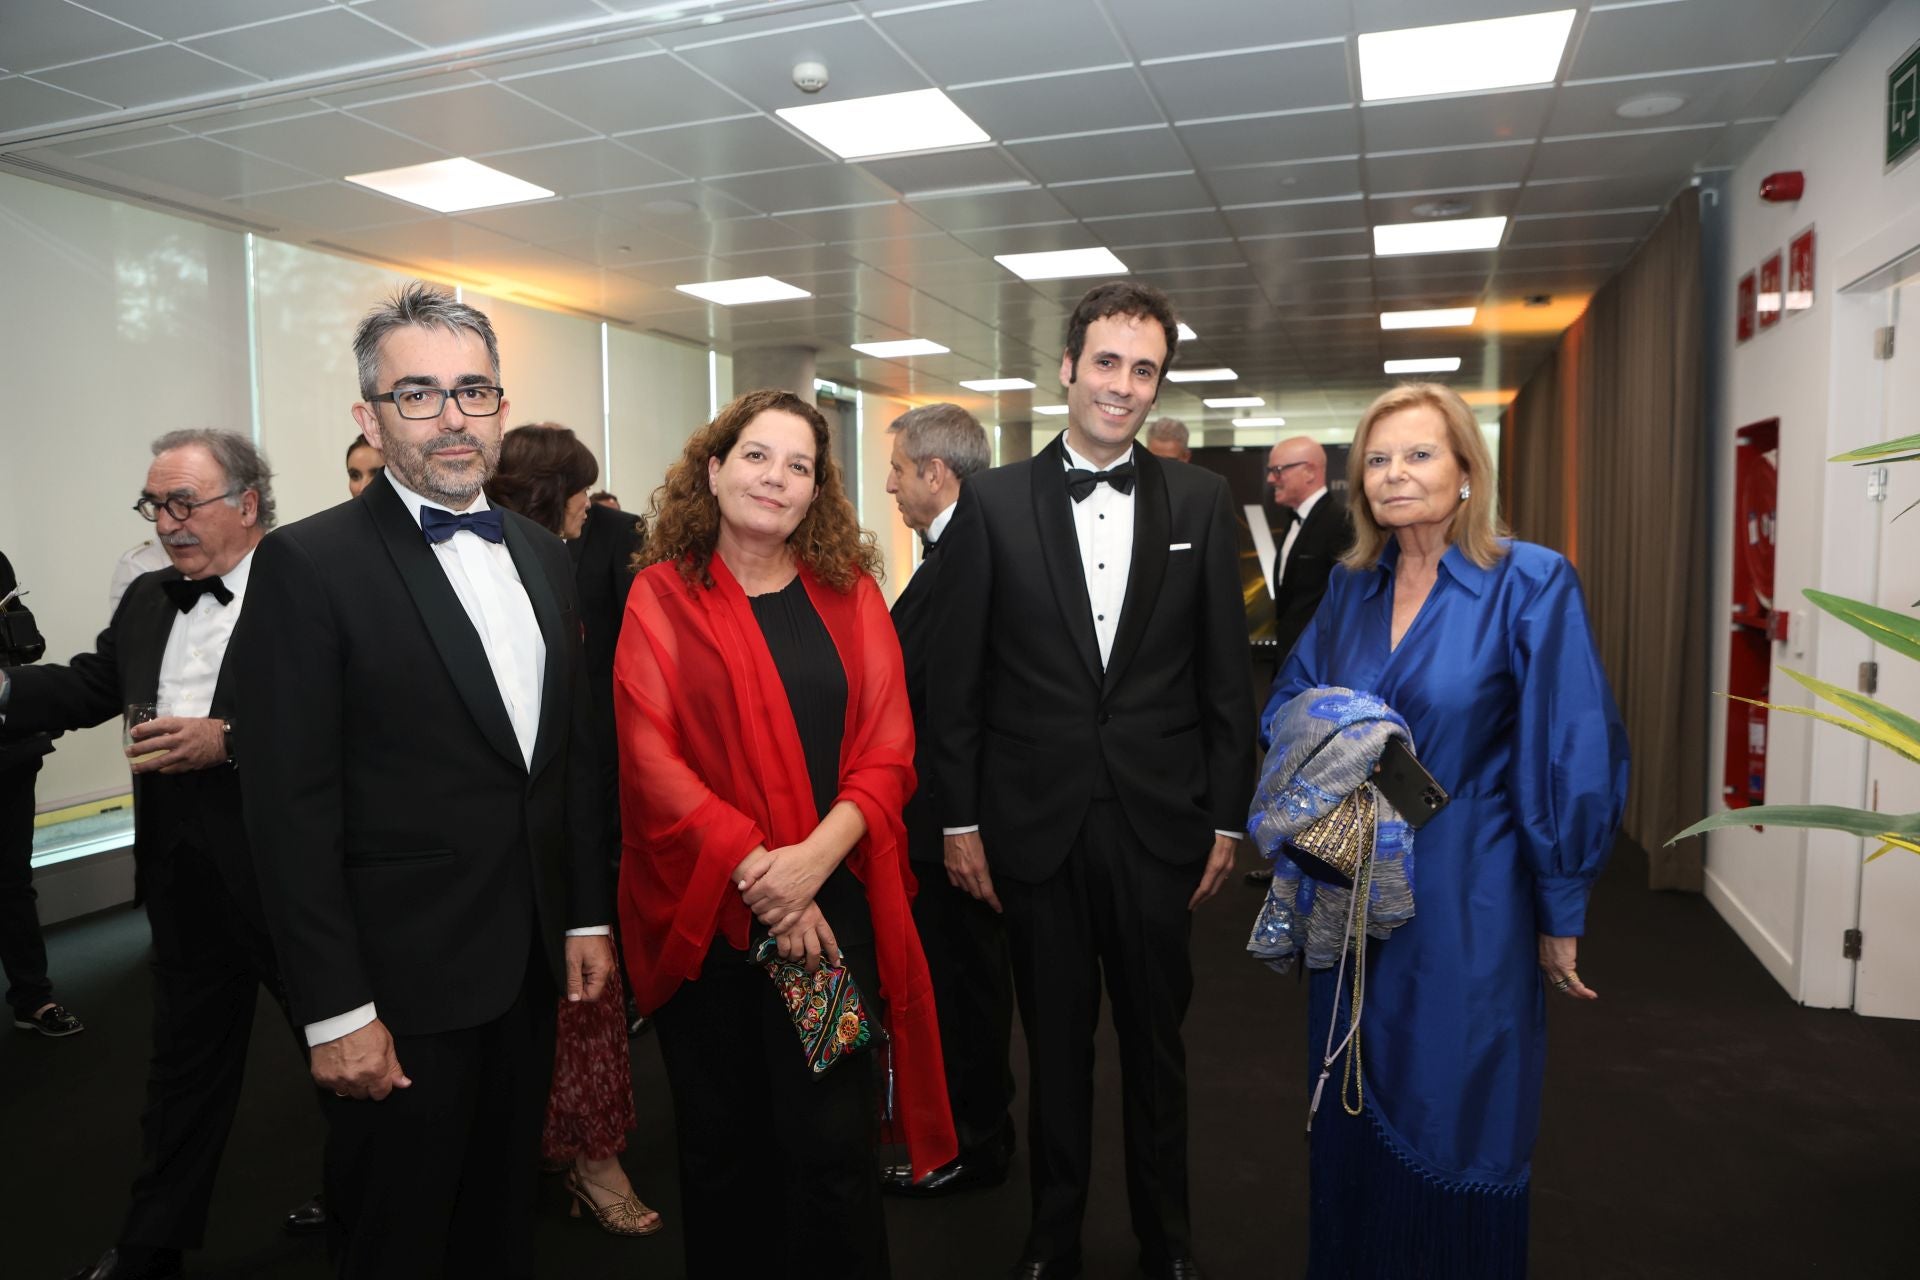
[1616,93,1686,119]
[792,61,829,94]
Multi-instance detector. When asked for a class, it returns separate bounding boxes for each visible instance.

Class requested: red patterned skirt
[541,962,638,1163]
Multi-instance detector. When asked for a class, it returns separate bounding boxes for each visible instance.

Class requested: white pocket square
[1169,542,1192,551]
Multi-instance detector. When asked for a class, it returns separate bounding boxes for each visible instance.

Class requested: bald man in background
[1266,437,1351,663]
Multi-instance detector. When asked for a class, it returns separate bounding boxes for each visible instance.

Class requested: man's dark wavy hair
[1062,280,1181,386]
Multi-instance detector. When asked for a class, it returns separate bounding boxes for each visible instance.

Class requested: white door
[1853,279,1920,1019]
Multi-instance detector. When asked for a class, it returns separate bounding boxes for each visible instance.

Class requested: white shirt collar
[193,545,256,592]
[384,469,494,526]
[1061,436,1135,473]
[1293,485,1329,523]
[926,500,959,545]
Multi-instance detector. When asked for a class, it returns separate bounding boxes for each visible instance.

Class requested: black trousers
[322,942,556,1279]
[0,757,52,1016]
[121,809,294,1251]
[909,859,1015,1154]
[653,939,890,1280]
[1001,799,1202,1269]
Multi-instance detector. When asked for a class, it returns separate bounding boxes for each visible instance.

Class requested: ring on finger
[1552,975,1572,991]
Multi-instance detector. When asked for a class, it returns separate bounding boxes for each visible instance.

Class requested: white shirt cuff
[1214,829,1243,840]
[941,825,980,836]
[565,925,612,936]
[305,1002,377,1048]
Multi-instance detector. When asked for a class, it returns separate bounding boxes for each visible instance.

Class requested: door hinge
[1843,928,1864,960]
[1867,466,1891,502]
[1859,661,1880,695]
[1875,325,1896,359]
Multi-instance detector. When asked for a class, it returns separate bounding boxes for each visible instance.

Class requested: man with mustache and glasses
[0,431,311,1280]
[231,283,614,1279]
[931,281,1254,1280]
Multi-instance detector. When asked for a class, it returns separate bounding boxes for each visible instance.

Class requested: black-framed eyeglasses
[368,385,506,419]
[1265,461,1309,479]
[133,489,241,522]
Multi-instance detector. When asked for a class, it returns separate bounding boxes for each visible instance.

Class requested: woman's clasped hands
[735,844,841,972]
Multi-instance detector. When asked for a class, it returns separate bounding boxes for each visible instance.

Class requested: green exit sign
[1891,40,1920,167]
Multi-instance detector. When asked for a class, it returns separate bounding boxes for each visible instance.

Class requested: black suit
[3,562,293,1254]
[0,549,56,1019]
[231,473,611,1278]
[890,524,1014,1161]
[569,500,644,873]
[1271,490,1353,661]
[931,439,1254,1267]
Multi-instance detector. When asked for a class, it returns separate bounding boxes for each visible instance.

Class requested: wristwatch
[222,718,236,766]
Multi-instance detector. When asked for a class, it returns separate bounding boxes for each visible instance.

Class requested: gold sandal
[564,1168,663,1237]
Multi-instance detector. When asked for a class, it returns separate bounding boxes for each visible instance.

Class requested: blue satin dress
[1263,539,1628,1279]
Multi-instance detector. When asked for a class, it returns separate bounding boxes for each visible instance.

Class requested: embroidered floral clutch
[750,935,873,1075]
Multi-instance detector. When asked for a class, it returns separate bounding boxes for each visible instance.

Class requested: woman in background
[487,423,659,1237]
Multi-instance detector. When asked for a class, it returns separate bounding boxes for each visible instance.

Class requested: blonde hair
[1341,382,1506,571]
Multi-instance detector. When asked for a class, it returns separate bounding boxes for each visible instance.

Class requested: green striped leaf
[1804,589,1920,662]
[1669,804,1920,844]
[1831,432,1920,463]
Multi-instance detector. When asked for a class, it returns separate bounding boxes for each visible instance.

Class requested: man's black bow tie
[919,532,938,556]
[1065,462,1138,503]
[420,506,505,545]
[163,575,233,612]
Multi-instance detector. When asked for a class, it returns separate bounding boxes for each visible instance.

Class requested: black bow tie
[919,532,939,557]
[162,575,233,612]
[1065,462,1137,503]
[420,506,505,545]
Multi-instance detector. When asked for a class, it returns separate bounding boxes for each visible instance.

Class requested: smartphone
[1373,737,1449,829]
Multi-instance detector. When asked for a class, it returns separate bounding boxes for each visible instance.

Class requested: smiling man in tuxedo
[232,284,614,1279]
[931,282,1254,1280]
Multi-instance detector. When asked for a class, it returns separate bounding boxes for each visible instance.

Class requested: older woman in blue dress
[1252,382,1629,1278]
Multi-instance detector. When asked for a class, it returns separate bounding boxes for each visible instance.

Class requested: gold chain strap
[1340,788,1379,1117]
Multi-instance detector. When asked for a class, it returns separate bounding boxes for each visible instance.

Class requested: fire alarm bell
[1759,171,1805,202]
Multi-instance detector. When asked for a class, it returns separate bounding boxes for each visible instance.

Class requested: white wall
[1708,0,1920,1005]
[0,171,719,818]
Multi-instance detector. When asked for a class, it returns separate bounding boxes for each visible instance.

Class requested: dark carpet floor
[3,842,1916,1279]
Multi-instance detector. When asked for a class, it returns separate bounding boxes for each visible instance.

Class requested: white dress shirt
[308,475,604,1050]
[925,500,958,548]
[1276,485,1328,588]
[1062,438,1135,667]
[157,548,253,718]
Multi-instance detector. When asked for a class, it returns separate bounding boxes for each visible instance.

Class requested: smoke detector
[1616,93,1686,119]
[1410,196,1474,219]
[792,61,829,94]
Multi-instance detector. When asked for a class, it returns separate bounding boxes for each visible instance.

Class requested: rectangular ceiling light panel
[1358,9,1576,101]
[1233,416,1288,427]
[1034,404,1070,415]
[1373,217,1506,256]
[851,338,950,358]
[675,276,812,306]
[1177,323,1197,341]
[959,377,1037,392]
[1380,307,1477,329]
[1165,367,1238,383]
[994,247,1128,280]
[1384,357,1463,374]
[345,157,553,213]
[1204,396,1265,408]
[777,88,990,160]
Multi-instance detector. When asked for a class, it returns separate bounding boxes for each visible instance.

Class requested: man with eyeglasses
[1,430,306,1280]
[231,282,614,1278]
[1266,437,1352,665]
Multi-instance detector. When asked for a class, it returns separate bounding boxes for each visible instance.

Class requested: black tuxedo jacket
[569,501,645,870]
[930,439,1254,884]
[889,534,945,865]
[0,550,54,770]
[2,565,249,887]
[231,473,611,1037]
[1272,491,1354,661]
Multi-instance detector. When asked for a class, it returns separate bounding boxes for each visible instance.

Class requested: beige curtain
[1500,197,1709,890]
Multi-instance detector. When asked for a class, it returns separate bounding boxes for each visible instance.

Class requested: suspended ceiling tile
[1549,64,1776,137]
[1253,255,1383,285]
[1350,0,1563,28]
[835,232,978,274]
[1792,0,1883,57]
[582,182,763,228]
[506,52,754,134]
[673,214,826,256]
[950,67,1165,142]
[1175,108,1359,168]
[706,163,901,214]
[1530,124,1725,180]
[1089,208,1233,246]
[1049,170,1211,219]
[874,0,1126,86]
[948,221,1096,257]
[184,7,416,82]
[349,82,594,155]
[453,199,644,247]
[230,180,436,232]
[1004,125,1192,185]
[486,34,664,82]
[33,44,263,109]
[1117,240,1249,271]
[1101,0,1348,61]
[774,201,945,243]
[353,0,613,46]
[1201,156,1361,206]
[1507,208,1660,246]
[856,146,1030,198]
[619,116,824,179]
[1741,56,1836,118]
[39,123,190,158]
[1571,0,1822,80]
[1372,250,1497,283]
[1221,194,1366,237]
[1141,41,1351,122]
[76,134,316,197]
[317,69,489,110]
[195,99,338,135]
[671,15,929,113]
[1513,173,1686,216]
[1697,119,1777,169]
[1364,184,1517,224]
[216,110,444,179]
[480,138,683,197]
[1360,87,1551,154]
[1495,242,1629,271]
[1238,228,1372,262]
[908,186,1075,231]
[0,76,115,131]
[2,0,155,74]
[76,0,321,42]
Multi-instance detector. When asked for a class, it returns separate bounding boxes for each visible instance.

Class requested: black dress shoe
[1008,1254,1081,1280]
[283,1193,327,1236]
[885,1148,1011,1197]
[1140,1257,1204,1280]
[67,1246,183,1280]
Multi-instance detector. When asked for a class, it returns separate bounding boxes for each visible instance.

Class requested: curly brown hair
[639,388,883,593]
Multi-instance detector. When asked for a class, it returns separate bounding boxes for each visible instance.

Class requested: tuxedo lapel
[503,515,567,782]
[366,476,524,771]
[1029,436,1103,685]
[1102,448,1169,694]
[126,572,182,705]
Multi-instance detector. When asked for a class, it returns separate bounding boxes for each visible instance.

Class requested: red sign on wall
[1758,252,1783,330]
[1737,270,1757,342]
[1787,226,1816,315]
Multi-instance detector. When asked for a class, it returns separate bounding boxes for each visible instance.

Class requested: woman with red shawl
[615,389,955,1278]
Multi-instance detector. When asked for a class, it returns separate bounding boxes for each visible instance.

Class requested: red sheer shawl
[613,554,956,1177]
